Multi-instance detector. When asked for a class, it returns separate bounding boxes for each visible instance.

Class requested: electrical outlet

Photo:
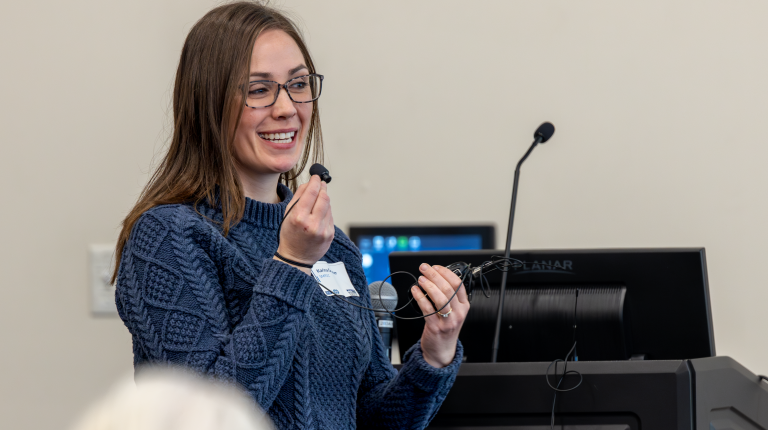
[90,244,117,316]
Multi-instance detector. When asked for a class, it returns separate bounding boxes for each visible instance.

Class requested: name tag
[311,261,359,298]
[378,320,394,329]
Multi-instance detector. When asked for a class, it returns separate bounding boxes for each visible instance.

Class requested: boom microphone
[309,163,332,183]
[534,122,555,143]
[491,122,556,363]
[369,281,398,360]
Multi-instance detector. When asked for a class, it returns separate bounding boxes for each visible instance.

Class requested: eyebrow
[249,65,308,79]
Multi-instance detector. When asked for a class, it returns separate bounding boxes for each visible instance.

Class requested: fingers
[286,181,308,213]
[277,175,334,264]
[323,201,335,240]
[415,264,468,368]
[287,176,332,231]
[415,275,451,318]
[433,265,469,305]
[311,181,331,217]
[419,264,462,308]
[410,284,440,322]
[304,181,333,241]
[286,175,320,218]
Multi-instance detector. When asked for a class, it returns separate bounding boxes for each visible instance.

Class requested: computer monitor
[388,248,714,363]
[348,225,495,283]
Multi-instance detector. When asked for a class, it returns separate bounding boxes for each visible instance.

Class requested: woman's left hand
[410,264,469,368]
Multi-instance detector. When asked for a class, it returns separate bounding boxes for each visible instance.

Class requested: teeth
[259,131,295,142]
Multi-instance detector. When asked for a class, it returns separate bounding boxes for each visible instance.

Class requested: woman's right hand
[276,175,335,269]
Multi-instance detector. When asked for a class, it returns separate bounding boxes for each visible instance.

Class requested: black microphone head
[309,163,332,183]
[369,281,398,311]
[534,122,555,143]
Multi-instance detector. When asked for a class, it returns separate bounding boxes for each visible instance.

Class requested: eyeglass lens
[247,74,322,108]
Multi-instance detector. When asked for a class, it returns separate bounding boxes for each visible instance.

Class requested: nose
[271,86,297,119]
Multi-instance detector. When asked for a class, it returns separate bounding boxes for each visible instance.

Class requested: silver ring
[437,307,453,318]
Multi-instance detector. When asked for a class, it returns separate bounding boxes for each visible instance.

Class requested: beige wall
[2,1,768,428]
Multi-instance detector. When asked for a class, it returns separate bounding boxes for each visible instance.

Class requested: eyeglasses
[245,74,324,108]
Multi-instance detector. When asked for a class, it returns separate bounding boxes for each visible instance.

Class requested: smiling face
[232,29,313,189]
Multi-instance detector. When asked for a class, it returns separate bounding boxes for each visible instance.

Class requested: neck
[236,165,282,203]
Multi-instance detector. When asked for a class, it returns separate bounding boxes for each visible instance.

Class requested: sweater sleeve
[326,229,463,429]
[115,207,317,412]
[356,310,463,429]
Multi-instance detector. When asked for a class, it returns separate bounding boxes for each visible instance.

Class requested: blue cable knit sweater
[115,184,463,429]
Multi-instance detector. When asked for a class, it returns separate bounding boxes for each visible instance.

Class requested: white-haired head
[71,366,272,430]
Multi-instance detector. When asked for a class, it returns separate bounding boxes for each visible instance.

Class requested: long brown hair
[112,2,323,282]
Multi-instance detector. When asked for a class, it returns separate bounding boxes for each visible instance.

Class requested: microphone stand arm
[491,136,543,363]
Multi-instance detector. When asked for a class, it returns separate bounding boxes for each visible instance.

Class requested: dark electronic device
[387,248,766,430]
[309,163,332,183]
[425,356,768,429]
[388,248,715,363]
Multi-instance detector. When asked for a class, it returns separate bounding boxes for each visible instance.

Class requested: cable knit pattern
[115,184,463,429]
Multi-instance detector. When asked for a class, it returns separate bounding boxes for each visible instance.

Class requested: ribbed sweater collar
[239,183,294,229]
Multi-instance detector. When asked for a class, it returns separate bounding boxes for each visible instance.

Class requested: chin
[265,159,301,175]
[262,149,304,173]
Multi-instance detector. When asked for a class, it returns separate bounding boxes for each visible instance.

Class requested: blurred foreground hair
[112,1,323,283]
[70,367,273,430]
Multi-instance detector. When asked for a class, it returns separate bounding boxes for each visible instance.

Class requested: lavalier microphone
[309,163,332,183]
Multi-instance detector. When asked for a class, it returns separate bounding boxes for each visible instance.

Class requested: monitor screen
[348,226,495,284]
[389,248,715,363]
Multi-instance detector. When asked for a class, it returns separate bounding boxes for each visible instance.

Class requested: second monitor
[348,225,495,283]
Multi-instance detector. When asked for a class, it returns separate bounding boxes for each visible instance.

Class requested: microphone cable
[312,269,465,320]
[545,341,582,429]
[313,257,569,322]
[275,163,561,322]
[545,288,583,429]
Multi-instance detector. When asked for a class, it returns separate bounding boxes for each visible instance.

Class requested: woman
[113,2,469,429]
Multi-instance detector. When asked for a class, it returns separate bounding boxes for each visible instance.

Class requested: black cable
[277,192,472,321]
[546,341,582,429]
[281,209,566,323]
[310,257,564,322]
[546,288,582,429]
[276,195,300,245]
[276,176,569,323]
[545,345,582,392]
[572,288,579,362]
[313,268,471,320]
[313,257,531,320]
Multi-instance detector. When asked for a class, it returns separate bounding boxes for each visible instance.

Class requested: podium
[427,356,768,430]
